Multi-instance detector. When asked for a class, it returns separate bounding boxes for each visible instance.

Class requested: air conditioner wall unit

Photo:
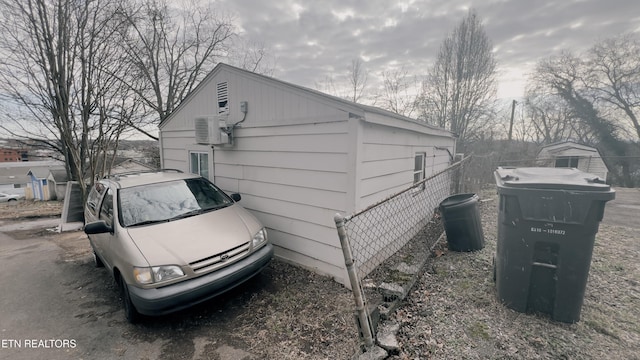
[194,115,228,145]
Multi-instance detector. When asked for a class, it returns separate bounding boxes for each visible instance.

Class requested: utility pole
[508,99,517,141]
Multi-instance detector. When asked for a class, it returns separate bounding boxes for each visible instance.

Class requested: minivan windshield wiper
[127,218,171,227]
[170,203,231,221]
[170,208,206,221]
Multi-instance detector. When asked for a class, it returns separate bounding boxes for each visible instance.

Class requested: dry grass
[388,189,640,359]
[4,194,638,359]
[0,199,63,219]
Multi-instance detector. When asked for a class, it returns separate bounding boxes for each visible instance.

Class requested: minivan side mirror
[84,220,113,234]
[230,193,241,202]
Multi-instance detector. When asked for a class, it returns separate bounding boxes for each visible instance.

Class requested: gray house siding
[209,121,351,279]
[159,63,455,285]
[358,120,454,208]
[160,66,356,281]
[349,119,455,278]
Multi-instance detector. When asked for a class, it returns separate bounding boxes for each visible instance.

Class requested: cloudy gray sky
[218,0,640,100]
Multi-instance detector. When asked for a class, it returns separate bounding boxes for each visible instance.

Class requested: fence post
[334,214,375,349]
[458,154,467,193]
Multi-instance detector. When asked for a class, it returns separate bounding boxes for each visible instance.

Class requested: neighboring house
[0,165,30,196]
[537,141,609,180]
[159,63,456,286]
[48,169,69,201]
[0,161,64,198]
[27,168,55,201]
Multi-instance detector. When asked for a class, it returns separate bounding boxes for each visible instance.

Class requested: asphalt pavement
[602,187,640,229]
[1,231,112,359]
[0,219,256,360]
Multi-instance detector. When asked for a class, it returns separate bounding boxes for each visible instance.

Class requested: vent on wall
[217,82,229,115]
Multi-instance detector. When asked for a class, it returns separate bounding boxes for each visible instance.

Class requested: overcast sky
[218,0,640,101]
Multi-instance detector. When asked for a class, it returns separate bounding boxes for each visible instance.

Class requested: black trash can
[439,193,485,252]
[494,167,615,323]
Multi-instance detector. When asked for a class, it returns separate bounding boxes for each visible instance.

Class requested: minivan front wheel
[118,277,140,323]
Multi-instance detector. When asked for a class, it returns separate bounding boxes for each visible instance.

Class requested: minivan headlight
[134,265,185,285]
[252,228,268,249]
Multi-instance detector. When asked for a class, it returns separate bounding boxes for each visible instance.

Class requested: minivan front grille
[189,242,250,273]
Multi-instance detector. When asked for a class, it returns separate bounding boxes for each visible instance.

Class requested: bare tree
[227,37,277,76]
[419,10,497,148]
[523,87,590,144]
[530,51,635,186]
[0,0,137,199]
[315,58,369,104]
[587,34,640,141]
[117,0,235,139]
[315,75,344,99]
[348,58,368,103]
[376,67,420,117]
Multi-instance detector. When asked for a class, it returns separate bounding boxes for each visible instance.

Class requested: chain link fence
[335,155,474,348]
[336,148,637,350]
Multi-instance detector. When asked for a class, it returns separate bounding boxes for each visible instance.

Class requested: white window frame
[190,151,210,179]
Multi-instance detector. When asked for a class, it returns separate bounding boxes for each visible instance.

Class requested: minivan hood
[126,204,262,266]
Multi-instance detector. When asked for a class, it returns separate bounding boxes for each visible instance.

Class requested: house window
[555,156,579,168]
[190,152,209,179]
[414,153,426,186]
[217,82,229,115]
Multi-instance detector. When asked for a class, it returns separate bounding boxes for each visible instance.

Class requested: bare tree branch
[0,0,137,200]
[419,9,497,149]
[116,0,235,133]
[376,67,420,117]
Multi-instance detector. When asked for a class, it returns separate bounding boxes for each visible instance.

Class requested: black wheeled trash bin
[494,167,615,323]
[439,193,485,252]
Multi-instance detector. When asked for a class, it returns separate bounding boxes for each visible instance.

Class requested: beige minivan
[84,170,273,322]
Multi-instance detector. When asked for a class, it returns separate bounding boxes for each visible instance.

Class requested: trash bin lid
[495,167,611,192]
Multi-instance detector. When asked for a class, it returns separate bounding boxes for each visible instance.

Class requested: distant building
[0,164,30,196]
[25,162,66,200]
[48,168,69,201]
[537,141,609,180]
[0,148,28,162]
[0,161,65,199]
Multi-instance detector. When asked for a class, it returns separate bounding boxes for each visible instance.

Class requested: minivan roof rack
[103,168,183,179]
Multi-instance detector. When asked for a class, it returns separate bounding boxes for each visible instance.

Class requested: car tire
[7,199,16,202]
[93,251,104,268]
[119,277,140,324]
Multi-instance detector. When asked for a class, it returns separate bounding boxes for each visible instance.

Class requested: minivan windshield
[119,178,233,227]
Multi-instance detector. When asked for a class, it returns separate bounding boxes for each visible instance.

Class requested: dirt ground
[2,190,638,359]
